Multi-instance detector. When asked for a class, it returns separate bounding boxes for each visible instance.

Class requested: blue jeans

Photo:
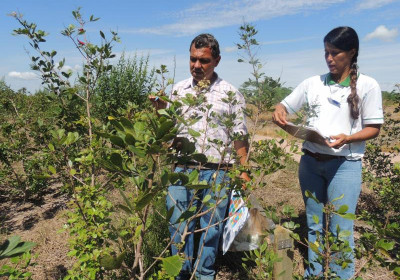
[299,153,361,279]
[166,167,230,280]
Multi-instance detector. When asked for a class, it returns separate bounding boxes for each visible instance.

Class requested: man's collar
[186,72,220,90]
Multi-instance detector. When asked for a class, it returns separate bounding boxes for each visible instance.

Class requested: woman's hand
[272,103,289,127]
[328,134,349,148]
[328,125,381,149]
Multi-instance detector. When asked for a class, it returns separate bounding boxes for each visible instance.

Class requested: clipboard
[280,122,329,146]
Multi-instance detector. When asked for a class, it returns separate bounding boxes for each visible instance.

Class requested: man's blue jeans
[166,166,229,280]
[299,153,361,279]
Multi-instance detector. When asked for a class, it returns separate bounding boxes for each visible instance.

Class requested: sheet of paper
[281,122,329,146]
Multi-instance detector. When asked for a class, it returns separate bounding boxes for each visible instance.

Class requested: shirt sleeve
[361,82,384,125]
[281,80,308,114]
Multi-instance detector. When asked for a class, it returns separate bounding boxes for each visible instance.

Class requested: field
[1,116,398,279]
[1,16,399,280]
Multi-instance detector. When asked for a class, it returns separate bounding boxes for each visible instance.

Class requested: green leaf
[110,153,123,168]
[331,193,344,202]
[0,236,36,259]
[377,239,395,251]
[99,30,105,39]
[136,192,157,211]
[188,128,201,137]
[305,190,320,204]
[202,194,211,204]
[192,153,207,163]
[110,135,125,148]
[337,205,349,215]
[48,143,55,151]
[188,169,199,184]
[166,206,175,222]
[312,215,319,225]
[48,165,56,175]
[160,255,182,277]
[119,189,134,211]
[117,204,132,214]
[339,213,356,220]
[99,251,126,270]
[161,170,169,186]
[157,109,170,116]
[110,119,124,132]
[168,173,189,185]
[120,117,134,132]
[156,120,175,139]
[125,133,135,145]
[134,122,145,134]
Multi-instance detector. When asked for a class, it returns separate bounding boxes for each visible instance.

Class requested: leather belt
[175,162,232,170]
[303,149,344,161]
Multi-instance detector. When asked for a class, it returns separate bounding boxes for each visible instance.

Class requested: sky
[1,0,400,93]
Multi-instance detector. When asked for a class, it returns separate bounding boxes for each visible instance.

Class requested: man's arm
[234,139,251,182]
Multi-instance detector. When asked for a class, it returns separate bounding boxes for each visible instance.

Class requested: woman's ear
[350,48,357,59]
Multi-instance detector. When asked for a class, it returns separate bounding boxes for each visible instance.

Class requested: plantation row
[1,9,399,280]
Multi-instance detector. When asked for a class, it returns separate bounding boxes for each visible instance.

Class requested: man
[152,33,249,280]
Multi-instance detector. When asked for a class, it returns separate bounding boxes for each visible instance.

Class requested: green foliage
[0,81,57,200]
[359,83,400,277]
[0,236,36,260]
[242,242,280,280]
[0,236,36,279]
[93,53,156,120]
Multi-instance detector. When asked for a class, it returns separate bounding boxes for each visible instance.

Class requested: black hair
[190,33,220,59]
[324,26,360,119]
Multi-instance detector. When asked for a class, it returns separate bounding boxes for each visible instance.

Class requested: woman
[273,26,383,279]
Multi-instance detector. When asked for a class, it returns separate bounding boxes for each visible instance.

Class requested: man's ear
[215,56,221,66]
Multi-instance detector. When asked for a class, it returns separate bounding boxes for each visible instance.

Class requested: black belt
[303,149,344,161]
[175,162,232,170]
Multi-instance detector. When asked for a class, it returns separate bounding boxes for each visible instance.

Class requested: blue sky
[1,0,400,93]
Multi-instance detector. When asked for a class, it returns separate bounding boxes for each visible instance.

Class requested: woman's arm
[328,124,381,149]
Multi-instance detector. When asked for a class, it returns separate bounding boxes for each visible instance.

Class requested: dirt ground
[0,126,398,279]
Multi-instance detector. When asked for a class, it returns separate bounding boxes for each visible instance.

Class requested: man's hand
[272,103,288,127]
[149,95,167,110]
[240,171,251,182]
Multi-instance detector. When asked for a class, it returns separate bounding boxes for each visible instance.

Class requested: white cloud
[356,0,396,10]
[59,64,82,72]
[121,0,346,36]
[8,71,38,80]
[365,25,398,42]
[224,46,238,53]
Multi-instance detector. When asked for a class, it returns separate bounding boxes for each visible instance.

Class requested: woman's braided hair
[324,27,360,119]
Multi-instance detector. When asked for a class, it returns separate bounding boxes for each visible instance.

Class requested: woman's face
[324,42,356,77]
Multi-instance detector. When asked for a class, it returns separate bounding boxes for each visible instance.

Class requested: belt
[302,149,344,161]
[175,162,232,170]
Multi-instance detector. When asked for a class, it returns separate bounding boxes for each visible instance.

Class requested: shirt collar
[184,72,220,90]
[325,73,351,87]
[325,72,360,87]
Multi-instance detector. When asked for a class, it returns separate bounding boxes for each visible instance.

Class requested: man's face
[189,44,220,82]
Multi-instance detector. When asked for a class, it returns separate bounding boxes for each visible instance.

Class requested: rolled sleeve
[281,81,307,114]
[361,84,384,125]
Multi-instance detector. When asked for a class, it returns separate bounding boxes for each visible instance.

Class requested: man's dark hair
[190,33,220,59]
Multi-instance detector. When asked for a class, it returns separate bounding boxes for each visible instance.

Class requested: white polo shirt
[281,73,384,160]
